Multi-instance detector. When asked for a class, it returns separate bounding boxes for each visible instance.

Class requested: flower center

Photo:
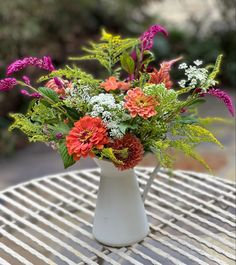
[78,130,93,142]
[136,97,147,107]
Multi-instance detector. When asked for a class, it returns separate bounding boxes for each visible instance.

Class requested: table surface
[0,167,235,265]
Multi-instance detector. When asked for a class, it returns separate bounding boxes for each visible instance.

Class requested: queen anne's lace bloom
[0,78,17,91]
[7,56,55,76]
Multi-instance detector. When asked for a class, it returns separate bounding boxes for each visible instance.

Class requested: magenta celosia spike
[7,56,55,76]
[140,24,168,51]
[207,88,235,116]
[0,78,17,91]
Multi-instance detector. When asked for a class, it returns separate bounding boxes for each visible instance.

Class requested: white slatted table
[0,167,235,265]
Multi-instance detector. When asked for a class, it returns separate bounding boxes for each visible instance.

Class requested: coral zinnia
[100,76,130,91]
[45,78,72,95]
[109,133,144,170]
[66,116,109,160]
[149,57,182,89]
[100,76,119,91]
[124,88,158,119]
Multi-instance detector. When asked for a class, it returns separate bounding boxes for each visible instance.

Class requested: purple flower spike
[54,77,64,88]
[21,89,42,99]
[140,24,168,51]
[0,78,17,91]
[207,88,235,116]
[7,56,55,76]
[22,76,31,85]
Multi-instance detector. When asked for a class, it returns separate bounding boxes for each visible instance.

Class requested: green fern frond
[185,124,223,147]
[208,54,223,80]
[38,65,98,86]
[198,117,231,126]
[69,29,139,74]
[151,140,174,168]
[9,113,48,142]
[172,123,222,147]
[170,140,211,171]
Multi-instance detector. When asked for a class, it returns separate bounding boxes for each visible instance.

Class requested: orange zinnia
[100,76,131,91]
[124,88,158,119]
[100,76,120,92]
[66,116,109,160]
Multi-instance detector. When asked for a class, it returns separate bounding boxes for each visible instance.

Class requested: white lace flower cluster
[178,60,216,90]
[88,93,130,139]
[64,83,91,109]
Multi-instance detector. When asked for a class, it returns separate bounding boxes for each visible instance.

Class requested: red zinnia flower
[66,116,109,160]
[124,87,158,119]
[109,133,144,170]
[149,57,182,89]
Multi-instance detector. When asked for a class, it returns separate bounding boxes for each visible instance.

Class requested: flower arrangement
[0,25,234,170]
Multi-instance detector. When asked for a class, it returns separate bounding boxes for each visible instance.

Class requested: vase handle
[142,163,160,202]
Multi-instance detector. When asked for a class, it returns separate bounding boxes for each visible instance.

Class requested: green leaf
[52,122,70,134]
[120,52,135,74]
[186,98,206,107]
[59,142,75,169]
[38,87,59,102]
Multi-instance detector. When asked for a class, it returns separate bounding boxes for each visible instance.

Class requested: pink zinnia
[7,56,55,76]
[140,24,168,51]
[0,78,17,92]
[206,88,235,116]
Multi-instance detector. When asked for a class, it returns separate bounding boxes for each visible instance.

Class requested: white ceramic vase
[93,158,149,247]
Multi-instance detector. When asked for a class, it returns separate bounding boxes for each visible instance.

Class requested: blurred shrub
[0,0,235,155]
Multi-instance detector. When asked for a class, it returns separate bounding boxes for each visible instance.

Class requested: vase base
[93,227,149,247]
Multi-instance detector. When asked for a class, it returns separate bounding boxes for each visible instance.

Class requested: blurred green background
[0,0,235,188]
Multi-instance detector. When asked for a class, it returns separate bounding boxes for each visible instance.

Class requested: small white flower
[194,60,203,66]
[179,63,188,69]
[178,80,186,87]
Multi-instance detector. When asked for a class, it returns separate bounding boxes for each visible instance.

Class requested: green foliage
[28,101,58,124]
[170,140,211,171]
[120,52,135,74]
[99,148,124,165]
[208,54,223,81]
[9,113,48,142]
[38,66,99,87]
[144,84,180,117]
[198,116,230,126]
[69,30,139,74]
[58,142,75,168]
[38,87,59,103]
